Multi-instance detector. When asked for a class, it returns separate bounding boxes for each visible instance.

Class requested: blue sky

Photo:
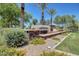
[19,3,79,22]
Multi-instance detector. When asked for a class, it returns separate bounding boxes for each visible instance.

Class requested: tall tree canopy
[0,4,20,27]
[54,15,76,27]
[38,3,47,25]
[54,16,64,26]
[54,15,78,31]
[0,3,32,28]
[48,8,56,31]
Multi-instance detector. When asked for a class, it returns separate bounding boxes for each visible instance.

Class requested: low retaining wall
[38,31,67,39]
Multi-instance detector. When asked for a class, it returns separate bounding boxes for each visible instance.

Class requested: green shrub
[31,37,45,45]
[40,51,66,56]
[0,35,6,46]
[0,47,26,56]
[0,29,7,46]
[4,28,28,47]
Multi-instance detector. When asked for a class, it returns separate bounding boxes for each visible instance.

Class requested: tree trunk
[40,10,45,25]
[20,3,24,29]
[50,15,53,31]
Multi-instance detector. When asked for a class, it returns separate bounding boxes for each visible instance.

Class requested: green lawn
[56,32,79,55]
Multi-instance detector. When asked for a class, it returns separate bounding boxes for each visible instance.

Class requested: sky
[18,3,79,23]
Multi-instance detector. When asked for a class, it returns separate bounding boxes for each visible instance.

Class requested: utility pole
[20,3,25,29]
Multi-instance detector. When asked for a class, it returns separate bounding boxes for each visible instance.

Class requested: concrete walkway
[19,34,66,56]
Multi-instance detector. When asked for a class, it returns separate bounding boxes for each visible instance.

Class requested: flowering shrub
[40,51,66,56]
[0,47,26,56]
[31,37,45,45]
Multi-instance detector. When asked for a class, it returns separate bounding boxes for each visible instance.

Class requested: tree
[0,3,20,27]
[45,19,50,25]
[62,15,76,28]
[0,3,32,28]
[24,12,32,23]
[48,8,56,31]
[20,3,33,28]
[23,13,32,28]
[38,3,47,25]
[32,18,38,25]
[20,3,25,29]
[54,15,78,31]
[65,15,78,31]
[54,16,64,26]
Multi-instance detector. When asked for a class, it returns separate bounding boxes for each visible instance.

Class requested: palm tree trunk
[20,3,24,29]
[50,15,53,31]
[40,10,44,25]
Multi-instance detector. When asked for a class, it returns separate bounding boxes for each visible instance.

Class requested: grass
[52,32,68,44]
[31,37,45,45]
[56,32,79,55]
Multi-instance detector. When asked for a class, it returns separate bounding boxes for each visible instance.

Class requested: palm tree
[20,3,25,29]
[48,8,56,31]
[38,3,47,25]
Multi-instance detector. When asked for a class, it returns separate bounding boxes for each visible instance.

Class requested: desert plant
[0,47,26,56]
[31,37,45,45]
[40,51,66,56]
[4,28,28,47]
